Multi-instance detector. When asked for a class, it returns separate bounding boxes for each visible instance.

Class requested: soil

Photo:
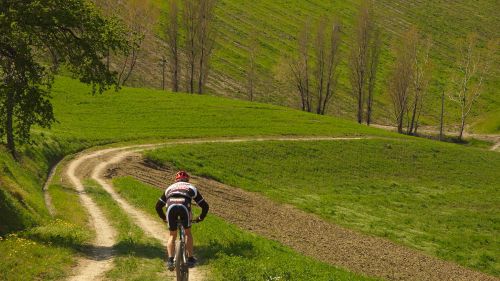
[65,148,122,281]
[107,153,499,281]
[51,136,498,281]
[62,146,206,281]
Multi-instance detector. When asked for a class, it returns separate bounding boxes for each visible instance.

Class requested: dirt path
[91,150,207,281]
[372,124,500,152]
[56,137,367,280]
[60,145,203,281]
[53,135,497,280]
[108,154,498,281]
[65,148,122,281]
[42,161,59,217]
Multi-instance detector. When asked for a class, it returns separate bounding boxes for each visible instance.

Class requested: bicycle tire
[175,241,189,281]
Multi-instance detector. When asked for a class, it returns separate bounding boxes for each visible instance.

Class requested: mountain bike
[174,219,199,281]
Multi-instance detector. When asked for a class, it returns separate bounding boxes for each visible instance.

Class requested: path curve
[371,124,500,152]
[65,148,123,281]
[60,137,365,280]
[110,144,499,281]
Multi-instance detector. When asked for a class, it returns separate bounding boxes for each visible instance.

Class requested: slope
[112,0,500,132]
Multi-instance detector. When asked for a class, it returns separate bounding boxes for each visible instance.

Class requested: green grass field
[0,76,497,280]
[145,139,500,275]
[145,0,500,131]
[111,176,379,281]
[0,76,393,280]
[49,76,393,142]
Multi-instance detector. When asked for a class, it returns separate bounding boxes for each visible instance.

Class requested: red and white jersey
[158,181,205,209]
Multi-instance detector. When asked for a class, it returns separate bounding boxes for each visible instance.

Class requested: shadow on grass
[25,233,164,261]
[195,240,256,265]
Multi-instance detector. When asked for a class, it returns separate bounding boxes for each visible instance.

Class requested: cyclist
[155,170,209,270]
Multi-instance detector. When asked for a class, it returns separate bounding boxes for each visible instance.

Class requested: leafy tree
[0,0,129,158]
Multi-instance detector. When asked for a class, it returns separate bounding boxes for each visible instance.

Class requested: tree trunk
[122,49,138,85]
[459,114,466,141]
[357,88,363,123]
[439,90,444,141]
[189,46,195,93]
[397,109,404,134]
[366,93,373,125]
[198,46,204,94]
[173,54,179,92]
[408,95,419,135]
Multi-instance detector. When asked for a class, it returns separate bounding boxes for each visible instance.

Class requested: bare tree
[439,90,445,141]
[388,27,417,133]
[118,0,157,86]
[183,0,199,93]
[196,0,216,94]
[448,34,497,140]
[290,20,312,112]
[366,28,381,125]
[349,0,376,124]
[408,37,432,135]
[166,0,180,92]
[314,17,327,114]
[313,17,342,115]
[246,29,260,101]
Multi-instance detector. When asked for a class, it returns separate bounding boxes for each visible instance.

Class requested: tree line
[281,0,497,141]
[164,0,216,94]
[1,0,497,160]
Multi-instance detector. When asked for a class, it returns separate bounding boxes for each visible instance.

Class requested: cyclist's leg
[185,227,193,257]
[166,205,180,258]
[178,205,193,258]
[167,230,177,257]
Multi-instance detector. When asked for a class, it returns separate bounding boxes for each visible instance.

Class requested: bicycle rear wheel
[175,241,189,281]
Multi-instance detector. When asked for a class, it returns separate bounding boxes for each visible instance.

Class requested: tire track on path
[65,147,122,281]
[61,136,363,280]
[109,144,498,281]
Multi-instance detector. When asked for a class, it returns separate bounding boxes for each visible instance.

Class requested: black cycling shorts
[166,204,191,231]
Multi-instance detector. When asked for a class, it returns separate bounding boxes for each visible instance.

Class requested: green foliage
[0,0,129,155]
[112,177,378,281]
[146,139,500,275]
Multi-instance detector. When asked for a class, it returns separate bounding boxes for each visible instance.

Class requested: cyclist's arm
[155,194,167,221]
[194,192,209,220]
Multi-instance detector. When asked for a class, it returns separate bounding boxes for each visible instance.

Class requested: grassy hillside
[118,0,500,132]
[0,76,496,279]
[49,76,394,141]
[4,75,395,236]
[0,77,393,280]
[145,139,500,275]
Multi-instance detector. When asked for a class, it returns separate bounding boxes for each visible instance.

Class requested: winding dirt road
[54,137,365,281]
[109,154,498,281]
[44,136,498,281]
